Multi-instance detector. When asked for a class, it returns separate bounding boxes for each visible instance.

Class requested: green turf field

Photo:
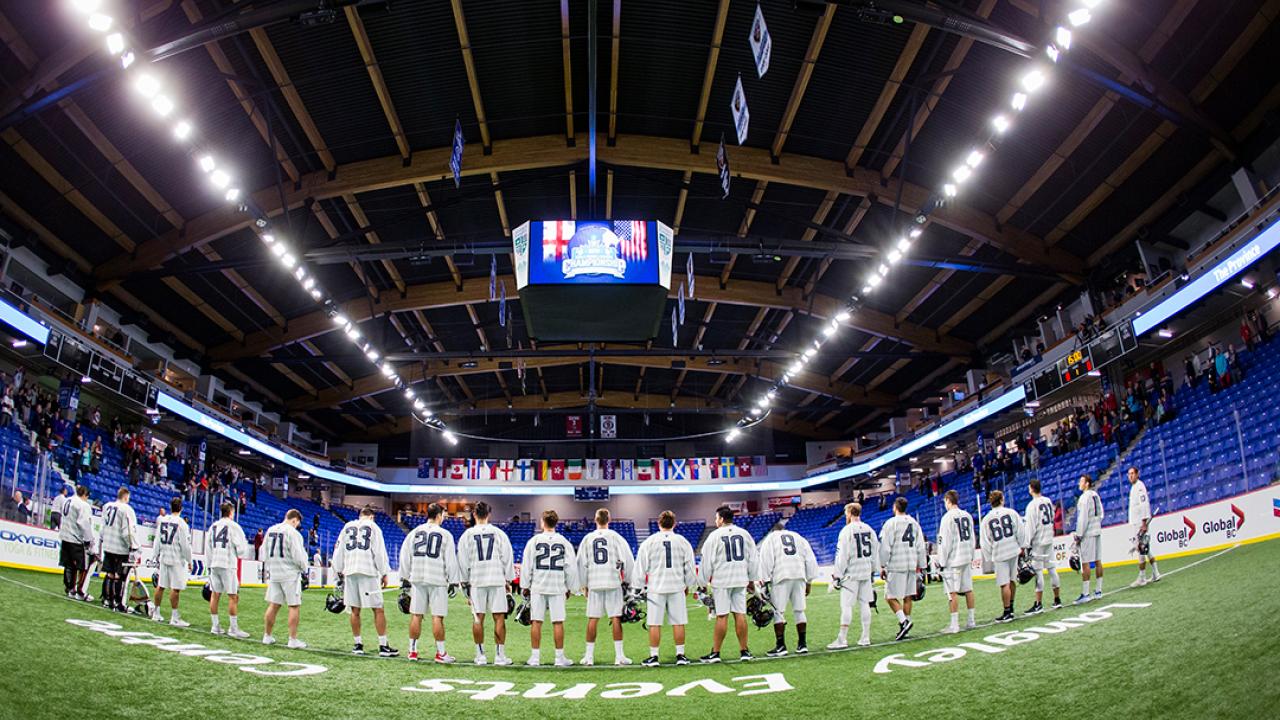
[2,540,1277,719]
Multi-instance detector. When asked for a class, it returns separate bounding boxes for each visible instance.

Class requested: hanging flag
[417,458,432,479]
[466,458,483,480]
[482,458,499,480]
[498,459,515,482]
[636,459,655,481]
[514,458,533,482]
[650,458,667,481]
[666,458,689,481]
[449,458,466,480]
[489,256,497,301]
[718,457,738,479]
[672,308,678,346]
[752,455,769,476]
[450,118,465,188]
[602,458,617,481]
[677,283,686,325]
[434,458,447,479]
[694,457,713,480]
[585,458,600,480]
[566,459,584,481]
[749,4,772,78]
[731,75,749,145]
[566,415,583,438]
[498,282,507,327]
[716,134,731,201]
[687,252,696,298]
[600,414,617,439]
[549,459,567,481]
[736,456,753,478]
[619,459,635,481]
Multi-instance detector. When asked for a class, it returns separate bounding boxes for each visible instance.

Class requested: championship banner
[512,221,531,288]
[600,414,617,439]
[565,415,583,438]
[731,75,750,145]
[750,3,772,77]
[450,117,465,188]
[716,135,730,200]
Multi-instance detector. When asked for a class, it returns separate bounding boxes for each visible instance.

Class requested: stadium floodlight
[209,169,230,189]
[413,399,425,411]
[823,322,837,337]
[151,95,174,117]
[1021,69,1046,92]
[269,242,287,257]
[280,253,297,269]
[344,325,360,341]
[134,73,160,98]
[1055,26,1072,50]
[1045,45,1060,63]
[953,165,972,183]
[309,287,323,300]
[224,188,240,203]
[1011,92,1027,111]
[862,284,872,294]
[803,347,816,359]
[991,114,1010,134]
[1158,328,1174,339]
[965,150,984,168]
[403,388,415,399]
[1080,0,1102,7]
[789,360,804,375]
[197,154,215,172]
[943,183,958,198]
[898,236,912,253]
[302,276,315,290]
[172,120,192,140]
[71,0,103,13]
[878,263,890,277]
[420,407,434,418]
[835,309,851,322]
[380,363,396,378]
[726,428,740,442]
[442,430,458,445]
[105,32,124,54]
[365,348,379,362]
[120,51,135,69]
[867,273,882,288]
[332,314,348,326]
[87,13,112,31]
[888,249,902,264]
[1068,8,1091,26]
[261,233,275,244]
[909,226,923,238]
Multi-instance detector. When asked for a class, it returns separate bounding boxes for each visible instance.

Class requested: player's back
[758,529,815,582]
[579,528,631,590]
[880,515,922,572]
[263,522,304,578]
[938,508,975,567]
[100,501,136,555]
[703,524,756,588]
[1077,490,1103,536]
[207,517,246,568]
[835,520,878,579]
[523,531,577,594]
[1024,496,1055,547]
[402,523,457,585]
[154,515,189,566]
[638,530,695,593]
[980,506,1024,562]
[459,523,512,587]
[334,519,387,577]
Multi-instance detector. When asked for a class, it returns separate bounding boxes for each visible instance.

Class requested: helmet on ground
[621,586,646,625]
[695,587,715,619]
[299,572,310,592]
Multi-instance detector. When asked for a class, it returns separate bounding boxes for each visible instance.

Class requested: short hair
[716,505,735,524]
[1029,478,1042,494]
[988,490,1004,507]
[117,486,130,501]
[220,502,234,517]
[76,484,89,498]
[474,501,491,520]
[169,496,183,513]
[658,510,676,530]
[944,489,959,505]
[1080,473,1094,488]
[542,509,559,529]
[893,497,908,513]
[844,502,862,518]
[285,509,302,522]
[1127,466,1140,476]
[594,508,610,526]
[360,505,376,518]
[426,503,443,520]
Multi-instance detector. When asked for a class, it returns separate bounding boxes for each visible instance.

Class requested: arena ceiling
[1,0,1278,450]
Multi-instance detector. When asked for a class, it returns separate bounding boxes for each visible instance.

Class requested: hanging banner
[566,415,583,438]
[498,282,507,327]
[450,118,465,188]
[672,308,679,346]
[731,75,750,145]
[489,256,497,301]
[678,283,686,325]
[600,414,617,439]
[716,135,731,200]
[686,252,696,298]
[512,221,531,288]
[750,4,772,78]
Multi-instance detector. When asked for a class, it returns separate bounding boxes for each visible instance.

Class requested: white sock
[859,605,872,639]
[229,615,238,630]
[476,643,485,656]
[894,609,906,623]
[614,640,625,657]
[675,644,685,655]
[967,608,975,625]
[1139,568,1147,580]
[529,650,541,662]
[584,641,595,658]
[436,641,446,654]
[354,635,362,646]
[171,610,180,621]
[1082,580,1090,595]
[210,614,219,629]
[1095,578,1103,593]
[378,635,388,646]
[649,645,659,657]
[555,648,566,660]
[495,643,505,657]
[409,638,418,653]
[949,612,958,628]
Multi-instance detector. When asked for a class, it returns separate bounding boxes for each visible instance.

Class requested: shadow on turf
[0,547,1230,672]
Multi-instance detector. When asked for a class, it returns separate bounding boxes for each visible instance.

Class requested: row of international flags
[417,456,768,482]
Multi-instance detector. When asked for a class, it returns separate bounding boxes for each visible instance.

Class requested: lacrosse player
[457,501,516,666]
[700,505,759,663]
[206,502,249,638]
[830,502,879,648]
[757,526,818,656]
[520,510,580,667]
[332,505,396,657]
[635,510,698,667]
[398,503,459,662]
[880,497,926,641]
[936,490,977,633]
[151,496,192,626]
[262,509,309,648]
[577,508,635,666]
[98,487,137,612]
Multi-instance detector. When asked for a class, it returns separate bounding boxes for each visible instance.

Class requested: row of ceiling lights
[727,0,1105,443]
[66,0,458,444]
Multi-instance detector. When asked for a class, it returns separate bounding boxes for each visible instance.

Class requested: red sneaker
[408,651,420,662]
[434,652,456,664]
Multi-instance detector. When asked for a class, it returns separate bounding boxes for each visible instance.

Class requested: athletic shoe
[766,645,788,658]
[826,639,849,650]
[434,652,455,664]
[1051,598,1063,609]
[856,638,871,647]
[700,651,721,664]
[995,610,1014,624]
[580,656,595,666]
[352,643,366,656]
[939,625,959,635]
[1024,602,1044,615]
[1151,572,1162,583]
[615,656,632,666]
[150,612,163,623]
[227,629,249,640]
[169,618,190,628]
[795,644,808,655]
[474,654,488,666]
[211,627,225,635]
[965,621,977,630]
[379,645,399,658]
[895,618,913,641]
[81,593,94,603]
[554,657,574,667]
[493,655,513,666]
[262,635,276,645]
[1092,590,1103,600]
[408,651,420,662]
[287,638,307,649]
[526,657,541,667]
[1130,578,1147,588]
[1073,593,1091,605]
[739,649,755,661]
[674,654,691,666]
[641,655,660,668]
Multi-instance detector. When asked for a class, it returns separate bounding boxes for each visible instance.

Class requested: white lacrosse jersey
[207,517,248,569]
[99,501,138,556]
[521,531,580,595]
[879,514,926,573]
[936,507,976,568]
[263,521,309,579]
[756,529,818,583]
[701,524,758,589]
[833,520,880,582]
[1128,480,1151,526]
[979,506,1026,562]
[577,528,634,590]
[1024,495,1056,547]
[1076,489,1103,538]
[332,518,389,578]
[457,523,515,588]
[635,530,697,593]
[58,495,95,545]
[399,523,459,586]
[152,514,191,568]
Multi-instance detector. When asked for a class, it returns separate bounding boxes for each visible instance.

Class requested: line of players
[61,467,1164,666]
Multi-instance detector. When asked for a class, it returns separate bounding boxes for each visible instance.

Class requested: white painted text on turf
[66,619,327,676]
[401,674,794,701]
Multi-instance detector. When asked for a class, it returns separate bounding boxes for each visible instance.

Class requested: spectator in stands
[0,387,13,428]
[1183,354,1197,386]
[90,437,102,474]
[1248,308,1269,343]
[253,528,264,558]
[15,491,31,522]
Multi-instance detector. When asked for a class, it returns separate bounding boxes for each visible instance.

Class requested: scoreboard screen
[1058,346,1095,383]
[515,220,673,288]
[574,486,610,502]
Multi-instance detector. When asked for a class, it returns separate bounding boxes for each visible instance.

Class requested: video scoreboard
[1023,321,1137,403]
[43,328,159,409]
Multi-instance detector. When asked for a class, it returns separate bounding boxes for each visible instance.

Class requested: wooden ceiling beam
[690,0,731,152]
[345,5,411,160]
[770,3,836,160]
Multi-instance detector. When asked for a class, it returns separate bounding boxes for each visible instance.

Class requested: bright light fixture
[309,287,323,300]
[442,430,458,445]
[888,249,902,263]
[151,95,174,116]
[71,0,103,13]
[909,227,923,238]
[421,407,434,418]
[106,33,124,55]
[302,276,315,290]
[1068,8,1091,26]
[965,150,984,168]
[1011,92,1027,111]
[380,363,396,378]
[224,188,240,202]
[1157,328,1174,339]
[835,309,851,322]
[803,347,816,359]
[269,242,287,257]
[1045,45,1060,63]
[120,51,135,69]
[261,233,275,244]
[365,348,379,362]
[862,284,872,294]
[943,183,958,197]
[209,169,230,189]
[332,314,349,326]
[867,273,882,288]
[293,267,306,282]
[280,252,297,269]
[823,323,837,337]
[1055,26,1072,50]
[897,237,911,253]
[952,165,972,183]
[197,155,215,172]
[413,399,425,410]
[726,429,740,442]
[1021,69,1046,92]
[1240,278,1255,290]
[877,263,889,277]
[134,73,160,98]
[87,13,112,31]
[991,114,1010,133]
[172,120,192,140]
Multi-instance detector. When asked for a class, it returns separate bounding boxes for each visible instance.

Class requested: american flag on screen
[614,220,648,261]
[542,220,576,261]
